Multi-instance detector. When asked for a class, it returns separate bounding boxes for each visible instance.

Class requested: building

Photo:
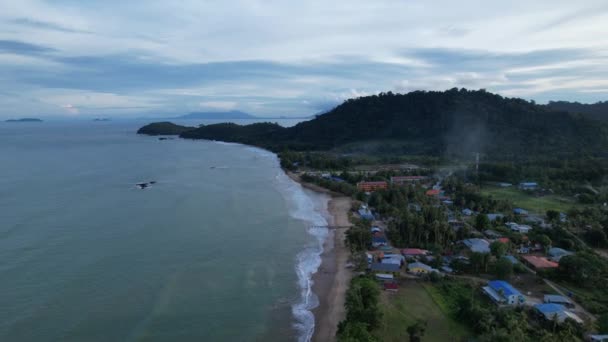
[534,303,583,324]
[513,208,529,215]
[548,247,574,262]
[519,182,539,190]
[372,236,388,248]
[426,189,441,196]
[375,273,394,282]
[588,335,608,342]
[371,226,382,234]
[390,176,427,185]
[486,213,504,221]
[482,280,526,305]
[384,282,399,291]
[371,262,400,273]
[503,255,519,265]
[402,248,429,257]
[357,181,388,192]
[462,208,474,216]
[544,294,574,308]
[498,182,512,187]
[484,230,502,239]
[358,205,375,220]
[507,222,532,234]
[522,255,559,269]
[407,262,436,274]
[462,238,491,253]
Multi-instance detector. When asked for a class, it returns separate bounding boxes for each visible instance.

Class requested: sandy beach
[286,172,353,342]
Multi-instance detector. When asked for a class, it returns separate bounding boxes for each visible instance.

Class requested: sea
[0,119,330,342]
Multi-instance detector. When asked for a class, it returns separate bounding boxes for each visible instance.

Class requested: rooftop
[371,262,400,272]
[401,248,429,256]
[522,255,559,269]
[488,280,522,297]
[462,238,490,253]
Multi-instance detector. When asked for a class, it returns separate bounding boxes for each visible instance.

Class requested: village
[300,168,608,341]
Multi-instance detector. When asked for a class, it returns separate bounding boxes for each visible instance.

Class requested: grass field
[480,185,582,214]
[374,281,470,342]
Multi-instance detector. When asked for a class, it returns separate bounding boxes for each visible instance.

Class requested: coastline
[287,172,353,342]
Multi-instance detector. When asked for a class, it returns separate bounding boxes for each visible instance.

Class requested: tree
[546,210,560,223]
[538,234,552,251]
[337,321,377,342]
[598,313,608,334]
[475,214,490,230]
[494,258,514,280]
[490,241,508,258]
[406,320,427,342]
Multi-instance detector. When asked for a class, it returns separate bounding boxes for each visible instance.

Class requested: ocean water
[0,120,329,342]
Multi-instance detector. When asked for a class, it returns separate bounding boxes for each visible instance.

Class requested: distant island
[138,88,608,161]
[137,122,195,135]
[93,118,111,122]
[5,118,43,122]
[174,110,256,120]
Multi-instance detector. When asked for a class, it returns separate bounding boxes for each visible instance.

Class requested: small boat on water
[136,181,156,189]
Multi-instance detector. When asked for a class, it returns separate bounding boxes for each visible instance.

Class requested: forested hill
[544,100,608,122]
[139,89,608,160]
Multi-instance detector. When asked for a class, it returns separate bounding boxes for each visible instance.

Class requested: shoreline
[287,172,353,342]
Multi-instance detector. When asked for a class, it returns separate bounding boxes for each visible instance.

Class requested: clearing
[374,280,469,342]
[480,185,582,214]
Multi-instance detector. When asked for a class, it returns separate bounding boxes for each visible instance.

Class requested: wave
[270,160,329,342]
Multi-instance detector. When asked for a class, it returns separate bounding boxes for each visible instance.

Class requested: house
[441,266,454,273]
[484,229,501,239]
[381,258,402,265]
[522,255,559,269]
[330,176,345,183]
[462,238,491,253]
[366,253,373,264]
[426,189,441,196]
[401,248,429,257]
[497,237,510,244]
[534,303,583,324]
[513,208,529,215]
[461,208,474,216]
[508,223,532,234]
[503,255,519,265]
[548,247,573,262]
[391,176,427,185]
[357,181,388,192]
[544,294,574,308]
[482,280,526,305]
[371,226,382,234]
[486,213,504,221]
[358,205,375,220]
[375,273,394,282]
[498,182,512,187]
[519,182,539,190]
[371,262,400,273]
[372,236,388,248]
[407,262,436,274]
[443,199,454,205]
[588,335,608,342]
[384,282,399,291]
[408,203,422,212]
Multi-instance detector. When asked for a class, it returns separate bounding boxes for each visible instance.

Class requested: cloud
[0,0,607,118]
[61,104,79,114]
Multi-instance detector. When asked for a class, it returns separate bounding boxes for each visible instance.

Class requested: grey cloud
[10,18,92,34]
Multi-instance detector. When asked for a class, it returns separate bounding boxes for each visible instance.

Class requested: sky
[1,0,608,118]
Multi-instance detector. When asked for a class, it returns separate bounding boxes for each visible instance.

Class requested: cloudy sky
[1,0,608,118]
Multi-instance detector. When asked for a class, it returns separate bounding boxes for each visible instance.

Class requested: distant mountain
[544,101,608,121]
[138,89,608,160]
[5,118,43,122]
[174,110,257,120]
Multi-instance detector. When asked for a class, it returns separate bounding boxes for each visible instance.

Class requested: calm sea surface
[0,119,328,342]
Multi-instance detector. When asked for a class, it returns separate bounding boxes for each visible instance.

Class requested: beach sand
[285,172,353,342]
[311,196,353,342]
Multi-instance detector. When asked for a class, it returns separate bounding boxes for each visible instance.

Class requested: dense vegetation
[337,276,382,342]
[136,121,193,135]
[139,89,608,160]
[545,100,608,122]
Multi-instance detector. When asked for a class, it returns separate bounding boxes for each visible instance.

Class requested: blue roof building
[462,238,490,253]
[535,303,583,324]
[513,208,529,215]
[370,262,400,273]
[519,182,538,190]
[482,280,525,305]
[372,236,388,247]
[503,255,519,265]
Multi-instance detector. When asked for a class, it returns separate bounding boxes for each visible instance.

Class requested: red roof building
[401,248,429,256]
[357,181,388,192]
[498,238,510,244]
[426,189,440,196]
[522,255,558,269]
[384,282,399,291]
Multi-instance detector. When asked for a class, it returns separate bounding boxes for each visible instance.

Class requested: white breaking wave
[241,144,331,342]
